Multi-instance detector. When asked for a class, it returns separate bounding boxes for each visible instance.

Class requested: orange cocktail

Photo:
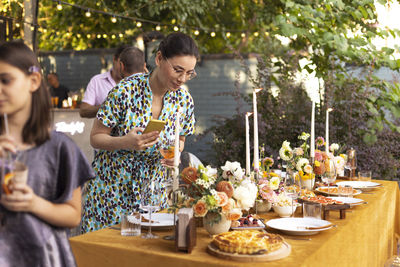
[160,146,175,159]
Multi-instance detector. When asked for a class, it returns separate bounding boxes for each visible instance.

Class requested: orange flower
[181,167,199,184]
[216,191,229,207]
[193,200,208,217]
[221,199,234,213]
[227,208,242,221]
[216,181,234,198]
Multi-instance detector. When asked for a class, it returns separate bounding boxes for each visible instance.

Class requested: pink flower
[316,137,325,147]
[259,184,277,202]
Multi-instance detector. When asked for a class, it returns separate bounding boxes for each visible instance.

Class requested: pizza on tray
[212,230,283,255]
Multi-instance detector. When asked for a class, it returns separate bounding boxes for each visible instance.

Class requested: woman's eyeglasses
[165,58,197,80]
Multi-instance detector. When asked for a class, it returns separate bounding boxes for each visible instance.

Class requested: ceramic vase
[203,212,231,235]
[256,200,272,213]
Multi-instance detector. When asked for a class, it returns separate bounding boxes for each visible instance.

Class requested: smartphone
[142,119,166,134]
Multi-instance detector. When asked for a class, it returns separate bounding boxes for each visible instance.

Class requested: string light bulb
[85,9,91,17]
[103,34,107,38]
[111,16,117,23]
[254,32,259,37]
[136,22,142,27]
[194,30,199,35]
[111,34,116,39]
[15,23,20,28]
[119,33,123,38]
[173,26,179,31]
[226,32,231,38]
[56,2,63,10]
[156,25,161,31]
[210,32,216,37]
[241,33,246,38]
[97,34,101,39]
[86,34,91,39]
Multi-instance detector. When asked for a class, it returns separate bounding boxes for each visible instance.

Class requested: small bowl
[273,205,297,218]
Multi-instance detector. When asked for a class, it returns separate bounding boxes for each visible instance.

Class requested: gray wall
[39,49,257,163]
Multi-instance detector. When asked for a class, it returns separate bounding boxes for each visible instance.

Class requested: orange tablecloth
[70,180,400,267]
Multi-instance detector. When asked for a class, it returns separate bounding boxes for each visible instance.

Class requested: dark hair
[119,47,145,75]
[114,44,130,59]
[158,32,199,60]
[0,40,51,145]
[47,72,58,78]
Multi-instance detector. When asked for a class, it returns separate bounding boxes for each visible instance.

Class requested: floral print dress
[81,73,195,233]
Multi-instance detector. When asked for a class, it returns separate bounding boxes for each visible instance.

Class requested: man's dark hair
[119,47,145,75]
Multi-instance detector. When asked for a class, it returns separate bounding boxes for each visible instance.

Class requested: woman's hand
[0,135,17,157]
[161,158,175,168]
[125,127,159,150]
[0,183,37,212]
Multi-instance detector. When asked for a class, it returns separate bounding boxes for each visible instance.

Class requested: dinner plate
[326,196,365,206]
[231,220,266,230]
[315,186,362,196]
[141,213,175,229]
[336,181,381,191]
[266,217,333,236]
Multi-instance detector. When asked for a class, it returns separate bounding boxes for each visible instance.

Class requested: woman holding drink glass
[0,41,94,267]
[81,32,198,233]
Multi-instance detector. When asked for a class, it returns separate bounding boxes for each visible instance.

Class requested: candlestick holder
[163,167,180,241]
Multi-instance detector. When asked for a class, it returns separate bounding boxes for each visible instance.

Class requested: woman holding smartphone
[82,32,198,233]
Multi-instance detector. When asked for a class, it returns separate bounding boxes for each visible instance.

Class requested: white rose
[330,143,339,152]
[296,158,309,172]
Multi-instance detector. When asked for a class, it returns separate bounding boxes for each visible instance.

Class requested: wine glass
[140,180,161,239]
[321,159,337,195]
[344,148,357,179]
[283,171,300,217]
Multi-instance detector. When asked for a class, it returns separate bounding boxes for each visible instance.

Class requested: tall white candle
[253,88,262,175]
[310,101,315,158]
[173,108,180,191]
[325,108,332,153]
[245,112,253,176]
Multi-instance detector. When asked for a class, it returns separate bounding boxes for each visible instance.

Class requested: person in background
[118,46,147,79]
[79,44,128,118]
[47,72,69,108]
[81,32,198,233]
[0,41,94,266]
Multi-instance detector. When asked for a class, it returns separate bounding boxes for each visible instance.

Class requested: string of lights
[1,0,269,40]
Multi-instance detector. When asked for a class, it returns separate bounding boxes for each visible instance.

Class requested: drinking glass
[358,171,372,181]
[121,211,141,236]
[321,159,337,195]
[303,202,322,219]
[1,151,28,196]
[338,185,353,198]
[140,180,161,239]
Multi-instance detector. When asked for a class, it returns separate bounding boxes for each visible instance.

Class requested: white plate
[336,181,381,191]
[326,196,365,206]
[266,217,333,236]
[141,213,175,228]
[315,186,362,196]
[231,220,266,230]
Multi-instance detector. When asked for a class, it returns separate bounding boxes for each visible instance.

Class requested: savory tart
[212,230,283,255]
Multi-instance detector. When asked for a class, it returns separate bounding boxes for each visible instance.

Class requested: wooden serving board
[206,241,291,262]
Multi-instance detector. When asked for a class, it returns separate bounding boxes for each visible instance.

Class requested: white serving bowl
[273,205,297,218]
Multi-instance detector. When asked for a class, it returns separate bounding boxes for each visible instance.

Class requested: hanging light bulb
[111,34,116,39]
[103,34,107,38]
[194,30,199,36]
[241,33,246,38]
[253,32,259,37]
[85,9,91,17]
[111,16,117,23]
[136,22,142,28]
[173,26,179,31]
[97,34,101,39]
[15,23,20,28]
[226,32,231,38]
[77,33,81,38]
[30,26,35,31]
[210,32,216,37]
[86,34,91,39]
[119,33,123,38]
[155,25,161,31]
[56,2,63,11]
[43,29,47,33]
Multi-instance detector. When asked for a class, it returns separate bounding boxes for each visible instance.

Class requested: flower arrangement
[180,161,257,224]
[257,155,282,203]
[279,132,315,183]
[314,138,347,177]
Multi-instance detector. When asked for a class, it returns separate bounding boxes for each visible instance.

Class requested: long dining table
[70,180,400,267]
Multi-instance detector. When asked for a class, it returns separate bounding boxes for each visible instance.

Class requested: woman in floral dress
[82,33,199,233]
